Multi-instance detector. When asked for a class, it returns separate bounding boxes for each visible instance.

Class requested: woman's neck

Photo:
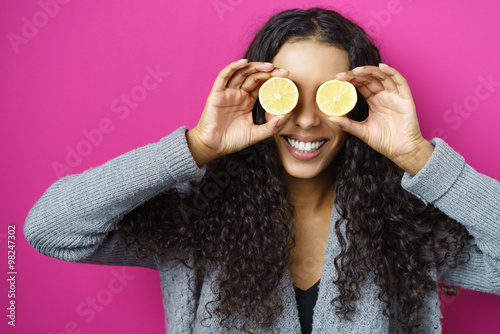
[282,165,336,213]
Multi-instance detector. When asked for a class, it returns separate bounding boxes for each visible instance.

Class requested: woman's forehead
[272,40,350,88]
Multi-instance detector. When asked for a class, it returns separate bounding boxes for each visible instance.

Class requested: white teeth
[286,137,326,153]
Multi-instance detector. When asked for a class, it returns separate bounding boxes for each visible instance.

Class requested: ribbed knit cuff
[401,138,466,205]
[159,126,207,183]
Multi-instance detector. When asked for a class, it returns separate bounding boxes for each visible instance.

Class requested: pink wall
[1,0,499,333]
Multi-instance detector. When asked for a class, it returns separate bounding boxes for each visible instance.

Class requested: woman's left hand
[330,63,434,175]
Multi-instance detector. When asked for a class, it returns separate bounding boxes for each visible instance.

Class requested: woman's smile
[280,135,329,161]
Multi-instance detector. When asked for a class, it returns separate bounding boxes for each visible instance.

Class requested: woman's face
[266,39,350,179]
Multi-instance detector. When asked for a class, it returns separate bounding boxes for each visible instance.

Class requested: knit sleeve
[401,138,500,294]
[23,126,206,270]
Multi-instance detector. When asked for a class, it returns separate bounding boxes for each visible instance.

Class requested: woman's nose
[292,93,321,129]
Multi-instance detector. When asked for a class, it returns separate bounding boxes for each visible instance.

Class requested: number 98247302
[7,225,16,271]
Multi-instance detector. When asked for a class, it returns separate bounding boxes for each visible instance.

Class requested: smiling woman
[23,6,500,334]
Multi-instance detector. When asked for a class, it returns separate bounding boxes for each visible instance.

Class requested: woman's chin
[281,162,325,180]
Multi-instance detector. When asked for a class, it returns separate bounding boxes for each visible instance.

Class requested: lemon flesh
[316,80,357,116]
[258,77,299,115]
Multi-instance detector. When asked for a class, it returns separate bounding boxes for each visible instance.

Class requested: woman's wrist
[186,128,218,167]
[393,138,435,176]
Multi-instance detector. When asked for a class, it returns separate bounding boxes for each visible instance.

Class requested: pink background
[1,0,499,333]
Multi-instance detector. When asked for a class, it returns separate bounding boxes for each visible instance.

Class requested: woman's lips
[282,136,328,161]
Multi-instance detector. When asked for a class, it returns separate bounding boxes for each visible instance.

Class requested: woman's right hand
[186,59,291,166]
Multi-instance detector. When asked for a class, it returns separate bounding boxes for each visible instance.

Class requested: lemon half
[258,77,299,115]
[316,80,357,116]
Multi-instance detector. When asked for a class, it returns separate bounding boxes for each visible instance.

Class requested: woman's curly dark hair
[115,7,474,333]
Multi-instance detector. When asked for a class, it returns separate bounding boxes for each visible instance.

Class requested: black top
[293,279,320,334]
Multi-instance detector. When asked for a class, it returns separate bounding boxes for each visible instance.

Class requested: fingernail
[352,66,364,73]
[328,117,341,125]
[335,72,346,77]
[276,116,285,127]
[278,68,288,73]
[379,63,389,68]
[238,58,248,63]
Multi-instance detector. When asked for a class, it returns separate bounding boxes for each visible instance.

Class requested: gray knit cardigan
[24,126,500,333]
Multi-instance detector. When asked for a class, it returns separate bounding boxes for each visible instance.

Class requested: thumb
[328,116,367,140]
[253,113,291,143]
